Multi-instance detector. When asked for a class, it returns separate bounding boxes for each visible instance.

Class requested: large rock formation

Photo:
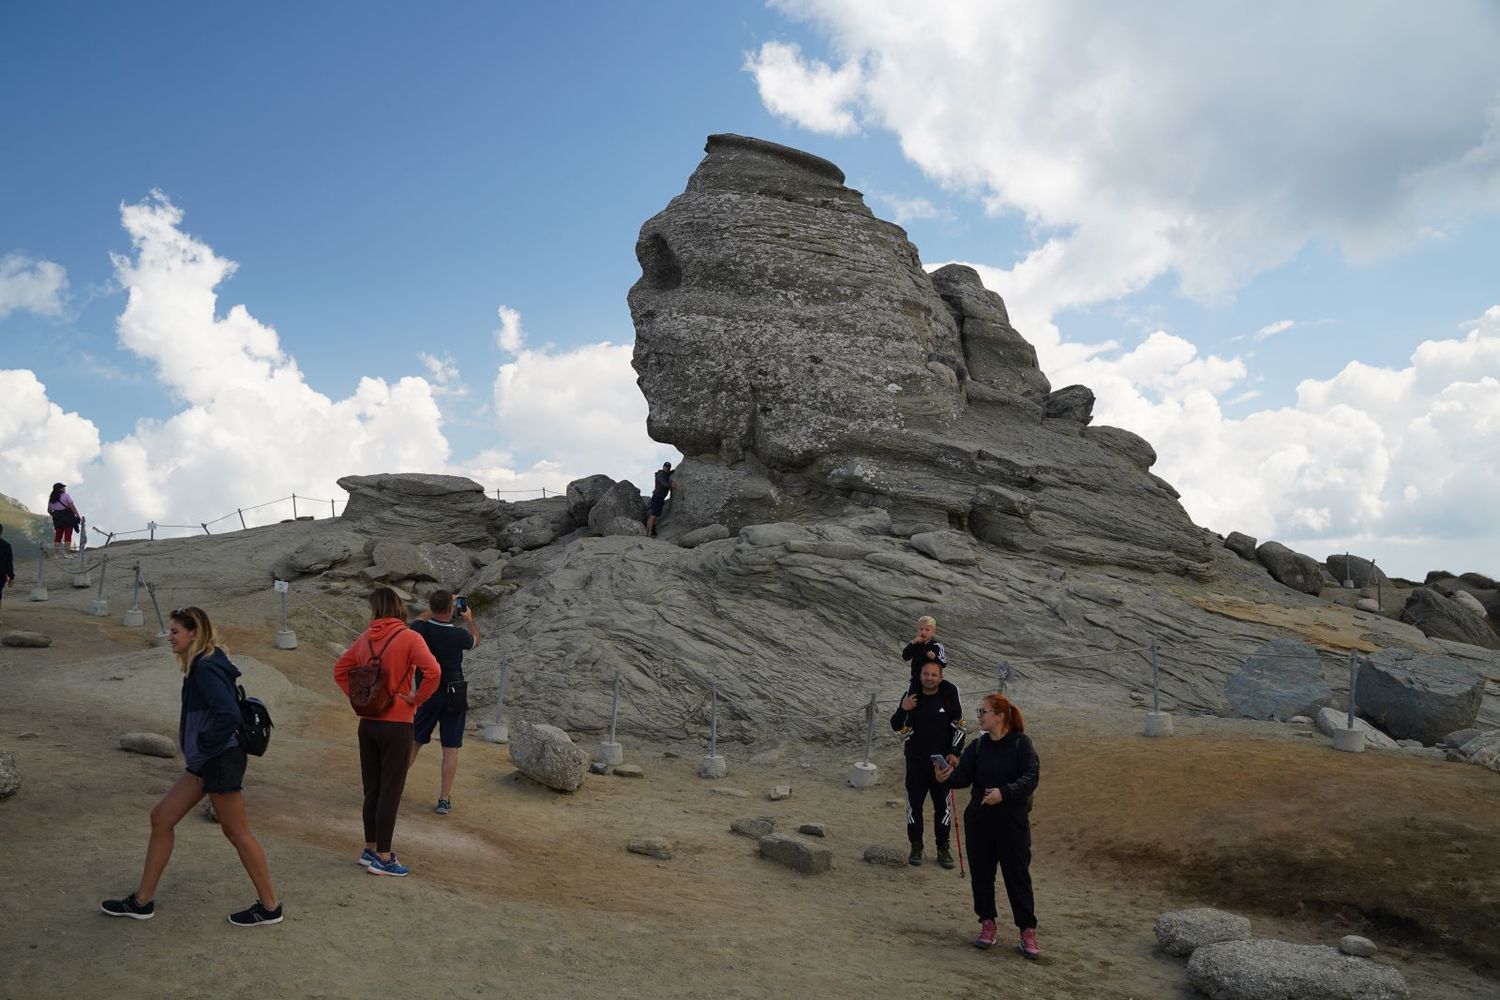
[339,474,499,547]
[628,134,1211,577]
[1355,650,1485,744]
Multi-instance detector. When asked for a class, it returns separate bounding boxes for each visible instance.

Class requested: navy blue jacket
[180,647,241,771]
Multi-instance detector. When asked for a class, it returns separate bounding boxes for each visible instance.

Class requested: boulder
[1355,598,1380,613]
[797,823,826,837]
[1354,650,1484,745]
[566,474,616,525]
[473,548,502,567]
[1,631,51,648]
[587,480,646,535]
[1042,384,1095,424]
[908,530,980,566]
[272,536,353,580]
[1456,732,1500,772]
[1325,554,1392,591]
[730,816,775,839]
[1153,907,1253,957]
[367,540,472,589]
[1315,707,1398,750]
[1451,590,1491,623]
[863,845,909,867]
[1338,936,1377,958]
[768,784,792,801]
[757,833,833,875]
[421,543,476,589]
[337,473,498,547]
[626,837,673,860]
[1443,727,1482,748]
[599,516,647,538]
[499,515,564,552]
[508,722,589,792]
[1186,939,1408,1000]
[1400,588,1499,648]
[1225,639,1333,721]
[0,749,19,798]
[119,732,176,758]
[1255,542,1325,595]
[1224,532,1258,561]
[679,523,731,548]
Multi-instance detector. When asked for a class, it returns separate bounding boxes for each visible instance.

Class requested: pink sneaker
[1019,927,1040,960]
[975,919,997,949]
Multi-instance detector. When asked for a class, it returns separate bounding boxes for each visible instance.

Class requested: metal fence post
[997,659,1011,694]
[1373,560,1382,611]
[483,654,510,743]
[700,681,728,778]
[122,563,144,626]
[1142,637,1173,737]
[1331,647,1367,752]
[1343,550,1354,588]
[1346,649,1359,730]
[148,520,156,541]
[86,553,110,615]
[237,508,247,530]
[145,581,168,643]
[329,498,335,518]
[596,669,625,767]
[273,580,297,649]
[29,546,48,602]
[1151,639,1161,714]
[291,494,298,519]
[863,692,876,764]
[849,692,880,787]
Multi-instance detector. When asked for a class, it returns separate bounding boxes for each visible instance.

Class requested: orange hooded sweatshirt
[333,617,441,724]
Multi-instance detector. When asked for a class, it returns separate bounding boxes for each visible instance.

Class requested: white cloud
[419,352,467,397]
[744,40,864,136]
[494,305,525,353]
[0,369,101,512]
[1253,319,1296,342]
[0,253,68,318]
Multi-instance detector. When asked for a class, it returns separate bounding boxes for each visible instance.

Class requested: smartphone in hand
[929,754,947,766]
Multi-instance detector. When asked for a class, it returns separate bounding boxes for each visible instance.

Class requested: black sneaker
[100,892,155,920]
[228,900,283,928]
[936,846,955,869]
[907,845,923,867]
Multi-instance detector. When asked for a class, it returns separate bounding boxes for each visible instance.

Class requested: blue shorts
[648,493,666,516]
[413,690,465,748]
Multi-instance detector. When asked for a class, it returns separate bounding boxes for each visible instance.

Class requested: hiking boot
[1018,927,1040,960]
[434,798,452,815]
[975,919,997,949]
[100,892,155,920]
[228,900,283,928]
[907,845,923,866]
[368,853,410,877]
[936,845,955,869]
[358,848,378,867]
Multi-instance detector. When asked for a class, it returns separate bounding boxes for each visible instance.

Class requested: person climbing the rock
[100,606,283,927]
[408,590,480,816]
[46,482,81,555]
[898,615,964,736]
[892,660,966,868]
[646,461,673,538]
[935,692,1041,958]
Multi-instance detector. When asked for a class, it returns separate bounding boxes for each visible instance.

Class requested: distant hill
[0,491,49,562]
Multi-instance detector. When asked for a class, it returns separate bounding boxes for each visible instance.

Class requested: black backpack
[234,684,274,756]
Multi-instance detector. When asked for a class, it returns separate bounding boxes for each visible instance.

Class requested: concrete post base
[481,722,510,744]
[29,587,48,602]
[274,629,298,650]
[1332,727,1366,753]
[71,573,92,588]
[1142,712,1174,737]
[596,741,624,766]
[699,754,728,779]
[847,761,879,788]
[152,632,171,646]
[121,608,144,627]
[86,599,109,617]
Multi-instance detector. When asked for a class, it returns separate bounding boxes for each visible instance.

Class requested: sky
[2,1,1498,579]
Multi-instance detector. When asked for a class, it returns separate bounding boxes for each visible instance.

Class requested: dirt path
[2,603,1497,999]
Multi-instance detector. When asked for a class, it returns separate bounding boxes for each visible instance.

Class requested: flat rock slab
[1,631,52,648]
[863,845,908,867]
[908,530,980,566]
[768,784,791,800]
[1315,708,1398,750]
[627,837,673,860]
[730,816,775,838]
[613,764,645,778]
[757,833,833,875]
[119,732,176,758]
[1154,907,1252,957]
[1187,939,1408,1000]
[0,749,20,798]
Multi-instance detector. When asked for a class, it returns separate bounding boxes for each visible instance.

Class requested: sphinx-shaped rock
[629,134,1211,577]
[338,474,498,547]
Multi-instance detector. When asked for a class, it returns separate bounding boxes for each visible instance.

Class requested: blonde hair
[169,606,221,673]
[917,616,937,630]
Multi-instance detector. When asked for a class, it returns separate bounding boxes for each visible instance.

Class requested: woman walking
[46,482,82,555]
[100,607,282,926]
[333,586,439,877]
[935,692,1041,958]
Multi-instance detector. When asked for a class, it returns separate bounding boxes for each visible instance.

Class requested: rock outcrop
[1401,587,1499,648]
[1225,639,1332,721]
[1355,650,1485,744]
[339,474,498,547]
[1325,554,1391,592]
[1255,542,1325,595]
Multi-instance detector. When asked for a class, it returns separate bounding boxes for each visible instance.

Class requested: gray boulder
[1,631,51,648]
[1224,532,1258,561]
[338,473,497,547]
[1225,639,1332,721]
[566,474,616,525]
[1443,727,1482,748]
[678,523,731,548]
[587,480,645,535]
[367,540,472,589]
[863,845,909,867]
[1042,384,1095,424]
[1325,554,1392,591]
[1186,939,1408,1000]
[1255,542,1326,595]
[1455,731,1500,772]
[1338,936,1377,958]
[1315,708,1398,749]
[119,732,176,758]
[499,515,563,552]
[421,543,475,589]
[272,535,353,580]
[929,263,1050,400]
[798,823,826,837]
[599,516,647,538]
[908,530,979,566]
[730,816,775,838]
[1354,649,1484,745]
[626,837,673,860]
[757,833,833,875]
[1154,907,1252,957]
[508,722,589,792]
[1401,587,1499,648]
[0,749,19,798]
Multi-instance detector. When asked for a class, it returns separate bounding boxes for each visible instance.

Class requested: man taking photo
[409,590,480,815]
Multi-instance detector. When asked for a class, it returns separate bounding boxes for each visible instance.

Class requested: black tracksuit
[890,689,967,849]
[942,730,1040,929]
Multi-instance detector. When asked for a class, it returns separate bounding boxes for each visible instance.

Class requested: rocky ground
[3,596,1497,1000]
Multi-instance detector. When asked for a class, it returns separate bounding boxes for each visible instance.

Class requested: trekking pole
[951,791,966,876]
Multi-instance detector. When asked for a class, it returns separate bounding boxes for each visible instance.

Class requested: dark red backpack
[346,627,409,718]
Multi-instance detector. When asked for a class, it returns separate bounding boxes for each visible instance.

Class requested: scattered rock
[1444,728,1482,748]
[508,722,590,792]
[599,516,647,538]
[1338,935,1377,958]
[768,784,792,801]
[1315,708,1398,750]
[1,631,51,648]
[679,524,731,548]
[626,837,673,861]
[908,530,980,566]
[757,833,833,875]
[1355,649,1484,745]
[1226,639,1333,721]
[1224,532,1258,560]
[863,845,909,867]
[885,799,903,808]
[118,732,176,758]
[0,749,19,798]
[1288,715,1312,725]
[1454,731,1500,772]
[589,762,611,775]
[1255,542,1326,595]
[1355,598,1381,613]
[613,763,645,778]
[709,787,750,798]
[1153,907,1253,957]
[1186,939,1408,1000]
[1401,587,1499,648]
[499,514,564,552]
[730,816,775,838]
[472,548,502,567]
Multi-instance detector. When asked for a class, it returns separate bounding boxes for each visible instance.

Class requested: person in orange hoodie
[333,586,440,877]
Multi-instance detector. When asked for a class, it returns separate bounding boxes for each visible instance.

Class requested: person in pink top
[333,586,440,877]
[46,482,82,555]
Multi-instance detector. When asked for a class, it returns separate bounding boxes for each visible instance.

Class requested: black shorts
[648,494,666,516]
[191,747,247,795]
[413,691,465,748]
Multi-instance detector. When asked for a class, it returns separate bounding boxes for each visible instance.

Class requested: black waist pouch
[442,679,469,715]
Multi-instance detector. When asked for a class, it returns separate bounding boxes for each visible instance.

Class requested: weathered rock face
[1255,542,1325,595]
[1186,939,1408,1000]
[565,475,616,526]
[508,722,589,792]
[339,474,498,547]
[1401,587,1499,648]
[1225,639,1333,721]
[271,535,353,580]
[1224,532,1258,561]
[1355,649,1485,744]
[588,480,645,536]
[629,134,1211,577]
[1153,907,1252,957]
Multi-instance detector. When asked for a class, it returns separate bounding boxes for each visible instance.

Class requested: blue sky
[3,1,1499,578]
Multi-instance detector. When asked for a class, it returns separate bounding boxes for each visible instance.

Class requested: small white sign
[273,579,290,594]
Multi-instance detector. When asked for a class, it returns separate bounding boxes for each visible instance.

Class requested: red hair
[982,693,1025,733]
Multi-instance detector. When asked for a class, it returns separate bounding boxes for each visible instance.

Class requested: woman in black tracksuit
[935,692,1040,958]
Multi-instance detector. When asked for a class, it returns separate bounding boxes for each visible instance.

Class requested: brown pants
[358,719,412,852]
